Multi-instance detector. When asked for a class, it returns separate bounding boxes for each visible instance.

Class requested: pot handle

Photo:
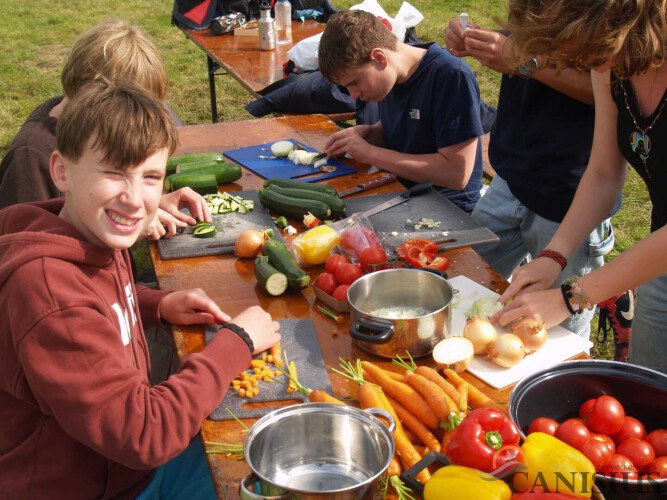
[363,407,396,433]
[400,451,451,496]
[417,267,448,280]
[349,317,394,344]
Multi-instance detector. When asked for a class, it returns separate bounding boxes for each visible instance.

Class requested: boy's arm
[135,283,170,328]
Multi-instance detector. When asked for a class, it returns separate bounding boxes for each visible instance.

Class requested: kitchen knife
[360,180,434,218]
[338,174,398,198]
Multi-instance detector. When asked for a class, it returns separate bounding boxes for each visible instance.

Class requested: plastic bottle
[258,0,275,51]
[274,0,292,45]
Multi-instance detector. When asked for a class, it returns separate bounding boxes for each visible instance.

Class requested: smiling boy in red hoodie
[0,81,280,498]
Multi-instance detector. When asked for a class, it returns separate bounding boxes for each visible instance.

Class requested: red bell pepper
[445,408,521,473]
[396,238,450,271]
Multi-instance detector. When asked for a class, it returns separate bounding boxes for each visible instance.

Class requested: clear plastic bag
[330,213,384,264]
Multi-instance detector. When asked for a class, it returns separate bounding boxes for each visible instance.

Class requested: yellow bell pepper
[424,465,512,500]
[513,432,596,498]
[292,225,339,265]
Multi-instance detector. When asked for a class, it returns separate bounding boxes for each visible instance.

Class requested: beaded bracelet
[221,322,255,353]
[537,249,568,271]
[560,276,594,315]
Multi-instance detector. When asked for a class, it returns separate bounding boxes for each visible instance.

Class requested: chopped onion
[463,316,498,355]
[433,337,475,373]
[486,334,527,368]
[270,140,294,158]
[234,229,267,258]
[512,318,548,353]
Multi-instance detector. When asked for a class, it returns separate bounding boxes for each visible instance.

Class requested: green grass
[0,0,650,359]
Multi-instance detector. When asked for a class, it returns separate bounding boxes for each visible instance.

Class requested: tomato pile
[313,253,366,301]
[527,395,667,480]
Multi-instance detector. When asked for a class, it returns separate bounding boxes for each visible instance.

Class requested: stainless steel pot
[347,268,453,358]
[243,403,395,499]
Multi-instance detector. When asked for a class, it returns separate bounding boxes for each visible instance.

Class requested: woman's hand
[498,256,563,304]
[228,306,281,355]
[492,287,570,329]
[159,288,230,325]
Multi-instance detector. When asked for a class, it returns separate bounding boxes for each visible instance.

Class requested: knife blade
[360,180,434,218]
[338,174,398,198]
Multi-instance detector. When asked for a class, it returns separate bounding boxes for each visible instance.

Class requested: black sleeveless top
[611,76,667,232]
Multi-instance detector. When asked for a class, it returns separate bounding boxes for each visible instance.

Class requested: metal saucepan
[347,268,453,358]
[244,403,396,499]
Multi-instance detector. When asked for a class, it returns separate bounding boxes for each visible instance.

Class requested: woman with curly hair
[493,0,667,373]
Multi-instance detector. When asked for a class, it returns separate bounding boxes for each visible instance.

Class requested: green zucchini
[192,222,218,238]
[262,239,310,290]
[263,178,339,197]
[258,188,331,220]
[266,185,346,216]
[175,162,242,185]
[164,172,218,194]
[166,152,225,172]
[254,256,288,296]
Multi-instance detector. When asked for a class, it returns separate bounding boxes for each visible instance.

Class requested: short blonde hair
[57,81,178,170]
[318,10,398,84]
[61,18,168,100]
[506,0,667,77]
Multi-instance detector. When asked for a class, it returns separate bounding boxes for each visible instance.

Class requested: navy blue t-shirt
[379,43,484,213]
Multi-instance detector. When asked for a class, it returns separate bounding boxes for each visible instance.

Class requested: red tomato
[332,284,350,301]
[617,438,656,472]
[581,395,625,435]
[645,456,667,479]
[580,436,614,471]
[325,254,349,275]
[554,418,591,450]
[527,417,559,436]
[599,454,638,480]
[579,398,596,420]
[612,416,646,446]
[335,263,363,285]
[313,272,337,295]
[359,247,387,273]
[339,225,382,262]
[590,433,616,455]
[646,429,667,457]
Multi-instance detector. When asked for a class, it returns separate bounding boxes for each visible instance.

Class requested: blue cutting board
[224,138,356,182]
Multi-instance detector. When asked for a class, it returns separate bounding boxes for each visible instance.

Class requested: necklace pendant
[630,131,651,162]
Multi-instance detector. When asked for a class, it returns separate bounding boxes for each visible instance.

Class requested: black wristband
[560,283,578,315]
[221,322,254,353]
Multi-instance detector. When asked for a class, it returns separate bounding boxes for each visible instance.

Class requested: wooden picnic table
[150,114,516,498]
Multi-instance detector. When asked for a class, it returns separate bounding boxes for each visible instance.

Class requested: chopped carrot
[250,359,266,369]
[270,342,283,367]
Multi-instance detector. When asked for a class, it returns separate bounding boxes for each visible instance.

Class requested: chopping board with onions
[448,276,593,390]
[344,190,499,251]
[205,318,332,420]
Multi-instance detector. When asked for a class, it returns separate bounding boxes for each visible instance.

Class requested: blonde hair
[56,81,178,170]
[506,0,667,77]
[61,18,168,100]
[318,10,398,83]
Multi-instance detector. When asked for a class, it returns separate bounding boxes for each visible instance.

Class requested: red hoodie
[0,199,251,499]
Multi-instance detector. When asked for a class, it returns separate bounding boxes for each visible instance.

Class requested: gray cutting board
[344,189,498,251]
[157,190,284,260]
[205,318,333,421]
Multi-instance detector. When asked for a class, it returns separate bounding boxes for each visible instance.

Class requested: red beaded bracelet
[537,249,567,271]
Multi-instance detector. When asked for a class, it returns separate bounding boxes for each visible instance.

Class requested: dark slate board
[156,190,284,260]
[224,138,356,182]
[206,318,332,421]
[345,189,498,251]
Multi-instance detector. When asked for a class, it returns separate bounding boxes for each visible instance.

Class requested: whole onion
[235,229,267,258]
[463,316,498,355]
[512,318,548,353]
[486,333,527,368]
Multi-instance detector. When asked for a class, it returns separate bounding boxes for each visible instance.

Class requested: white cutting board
[448,276,593,390]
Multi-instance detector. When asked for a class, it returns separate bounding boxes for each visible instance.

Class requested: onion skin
[463,316,498,355]
[234,229,267,258]
[486,333,527,368]
[512,318,547,353]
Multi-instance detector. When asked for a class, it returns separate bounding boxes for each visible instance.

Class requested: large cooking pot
[347,268,454,358]
[244,403,396,499]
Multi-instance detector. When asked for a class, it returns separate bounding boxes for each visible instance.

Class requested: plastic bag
[291,224,340,266]
[286,32,322,71]
[331,213,384,264]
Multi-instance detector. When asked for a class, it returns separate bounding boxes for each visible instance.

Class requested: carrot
[413,444,430,457]
[361,361,440,430]
[387,454,402,478]
[457,380,469,416]
[358,382,430,484]
[270,342,283,367]
[308,388,346,405]
[387,395,441,453]
[286,361,298,393]
[404,370,455,422]
[414,365,461,408]
[443,368,505,412]
[403,429,419,445]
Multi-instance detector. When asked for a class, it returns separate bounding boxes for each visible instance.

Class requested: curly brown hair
[318,10,397,84]
[506,0,666,77]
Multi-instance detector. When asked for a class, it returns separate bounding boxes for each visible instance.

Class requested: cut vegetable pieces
[204,192,254,215]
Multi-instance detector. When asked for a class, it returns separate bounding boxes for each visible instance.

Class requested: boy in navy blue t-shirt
[319,10,484,213]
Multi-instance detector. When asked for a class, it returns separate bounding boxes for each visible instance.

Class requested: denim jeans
[629,274,667,374]
[472,176,615,338]
[136,438,217,500]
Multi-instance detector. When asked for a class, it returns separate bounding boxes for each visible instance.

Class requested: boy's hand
[159,288,231,325]
[160,187,212,225]
[227,305,281,355]
[325,127,373,163]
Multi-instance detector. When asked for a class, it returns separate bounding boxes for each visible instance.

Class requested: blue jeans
[629,274,667,374]
[136,438,217,500]
[472,176,615,337]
